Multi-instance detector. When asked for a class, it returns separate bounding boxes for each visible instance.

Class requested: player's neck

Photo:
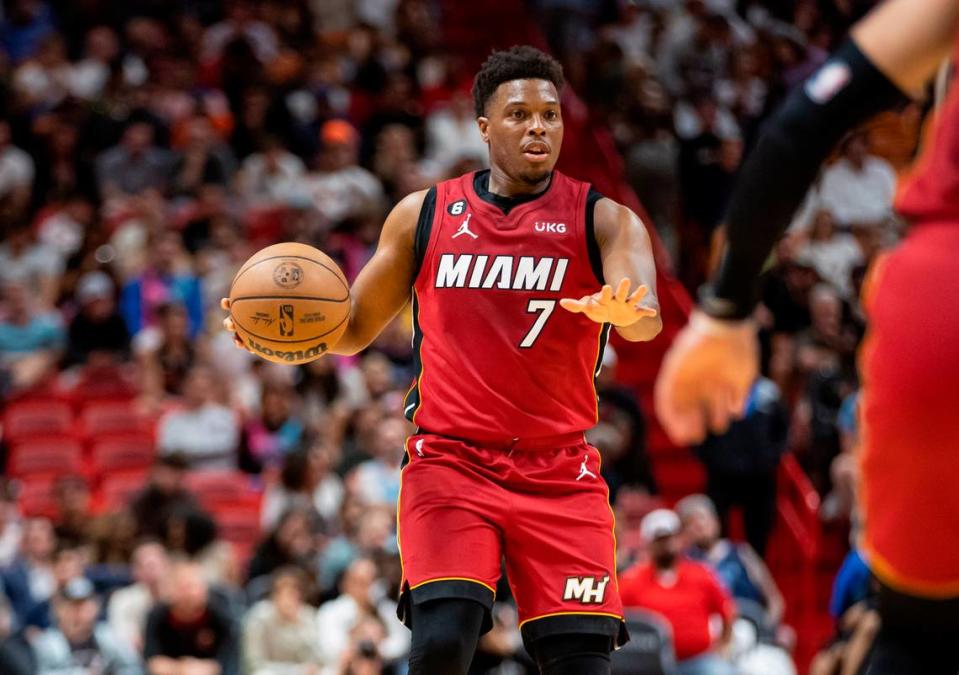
[487,166,551,198]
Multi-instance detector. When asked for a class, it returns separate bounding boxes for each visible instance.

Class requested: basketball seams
[230,254,349,295]
[231,294,350,302]
[232,307,350,343]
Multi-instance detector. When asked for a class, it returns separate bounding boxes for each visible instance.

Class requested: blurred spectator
[201,1,279,65]
[129,454,200,540]
[315,558,408,669]
[135,302,197,400]
[120,230,204,340]
[348,416,406,507]
[0,279,65,394]
[66,271,131,366]
[0,481,22,568]
[144,559,239,675]
[829,548,873,622]
[0,0,57,63]
[816,131,896,230]
[95,122,175,200]
[0,220,63,309]
[424,88,489,173]
[32,577,141,675]
[157,366,241,470]
[293,120,385,225]
[161,507,237,589]
[238,381,305,474]
[693,377,788,556]
[236,136,306,205]
[678,494,785,625]
[21,539,88,630]
[0,591,35,675]
[0,121,35,214]
[619,509,737,675]
[52,476,94,546]
[108,540,171,653]
[247,509,316,584]
[68,26,121,101]
[1,517,57,622]
[242,567,320,675]
[260,445,344,532]
[796,210,864,298]
[170,116,237,197]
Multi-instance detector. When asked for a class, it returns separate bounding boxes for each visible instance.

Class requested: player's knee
[532,633,612,675]
[408,627,473,675]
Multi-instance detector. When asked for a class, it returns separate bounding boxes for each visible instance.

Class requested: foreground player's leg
[531,634,612,675]
[408,598,486,675]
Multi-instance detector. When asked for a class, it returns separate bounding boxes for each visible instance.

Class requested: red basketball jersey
[404,169,608,442]
[895,39,959,223]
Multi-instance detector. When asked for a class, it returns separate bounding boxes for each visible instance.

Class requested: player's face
[478,78,563,186]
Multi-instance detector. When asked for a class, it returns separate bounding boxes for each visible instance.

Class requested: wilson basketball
[229,242,350,364]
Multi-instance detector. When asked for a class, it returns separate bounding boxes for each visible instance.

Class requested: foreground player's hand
[654,310,759,444]
[219,298,248,351]
[559,278,658,327]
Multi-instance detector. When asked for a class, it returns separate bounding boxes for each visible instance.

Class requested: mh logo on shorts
[563,575,610,605]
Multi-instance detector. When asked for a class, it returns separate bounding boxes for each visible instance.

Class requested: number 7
[520,300,556,348]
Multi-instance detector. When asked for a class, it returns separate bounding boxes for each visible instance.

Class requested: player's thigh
[398,437,504,608]
[503,445,625,649]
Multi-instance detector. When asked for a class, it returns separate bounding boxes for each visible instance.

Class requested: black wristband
[705,39,909,320]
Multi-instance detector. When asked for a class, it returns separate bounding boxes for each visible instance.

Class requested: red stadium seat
[99,471,149,510]
[8,436,84,479]
[185,471,261,508]
[90,434,156,475]
[79,401,147,437]
[3,400,74,441]
[68,364,138,403]
[213,504,262,549]
[16,477,59,519]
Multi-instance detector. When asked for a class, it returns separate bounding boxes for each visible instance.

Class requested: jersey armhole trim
[412,186,438,282]
[585,187,605,285]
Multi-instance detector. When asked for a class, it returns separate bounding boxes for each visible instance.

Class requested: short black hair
[472,45,564,118]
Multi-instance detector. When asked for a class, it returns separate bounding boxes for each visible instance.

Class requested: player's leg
[866,584,959,675]
[504,444,627,666]
[529,633,612,675]
[408,598,487,675]
[397,434,506,674]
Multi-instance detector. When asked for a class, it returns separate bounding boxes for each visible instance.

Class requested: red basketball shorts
[396,431,628,648]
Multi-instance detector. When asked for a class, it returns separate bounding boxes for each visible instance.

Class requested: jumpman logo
[415,439,425,457]
[452,212,478,239]
[576,454,597,481]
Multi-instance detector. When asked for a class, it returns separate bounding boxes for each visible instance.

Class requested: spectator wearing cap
[32,577,141,675]
[619,509,738,675]
[108,540,171,653]
[156,366,241,470]
[678,494,785,626]
[21,539,89,631]
[66,271,131,366]
[129,454,200,540]
[292,119,384,225]
[143,559,239,675]
[242,567,320,675]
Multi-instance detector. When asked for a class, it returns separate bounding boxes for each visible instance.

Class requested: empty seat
[99,472,149,510]
[91,434,156,475]
[8,437,84,479]
[80,401,145,436]
[610,609,677,675]
[3,400,73,440]
[16,477,59,519]
[185,470,260,507]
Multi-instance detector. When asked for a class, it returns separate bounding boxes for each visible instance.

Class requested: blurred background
[0,0,920,674]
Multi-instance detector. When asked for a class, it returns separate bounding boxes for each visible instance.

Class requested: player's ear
[477,116,490,144]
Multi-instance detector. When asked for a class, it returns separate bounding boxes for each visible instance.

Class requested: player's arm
[655,0,958,443]
[328,190,424,355]
[559,199,662,342]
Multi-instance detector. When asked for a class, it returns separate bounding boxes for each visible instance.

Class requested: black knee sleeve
[532,633,612,675]
[408,598,486,675]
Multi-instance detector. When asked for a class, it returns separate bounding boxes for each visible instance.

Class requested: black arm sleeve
[703,39,909,320]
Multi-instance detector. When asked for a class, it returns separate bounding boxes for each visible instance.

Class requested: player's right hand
[220,298,249,352]
[654,310,759,444]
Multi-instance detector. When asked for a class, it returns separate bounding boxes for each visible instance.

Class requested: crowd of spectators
[0,0,922,673]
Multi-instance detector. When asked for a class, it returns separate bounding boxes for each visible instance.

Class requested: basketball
[229,242,350,365]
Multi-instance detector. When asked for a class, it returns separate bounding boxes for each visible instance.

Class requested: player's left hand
[559,278,658,327]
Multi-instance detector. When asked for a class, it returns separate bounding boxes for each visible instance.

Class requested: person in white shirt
[237,137,306,205]
[157,366,240,469]
[0,120,34,209]
[243,567,321,675]
[107,541,170,653]
[797,210,864,298]
[817,131,897,228]
[424,90,489,173]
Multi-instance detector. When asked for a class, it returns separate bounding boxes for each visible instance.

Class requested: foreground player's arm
[655,0,959,444]
[328,190,424,355]
[560,199,662,342]
[221,191,422,357]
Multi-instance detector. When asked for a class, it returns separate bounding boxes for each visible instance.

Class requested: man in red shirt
[619,509,737,675]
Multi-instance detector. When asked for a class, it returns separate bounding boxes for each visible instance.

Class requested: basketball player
[224,47,661,674]
[654,1,959,672]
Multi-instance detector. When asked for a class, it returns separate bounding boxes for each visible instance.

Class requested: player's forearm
[615,313,662,342]
[706,39,907,320]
